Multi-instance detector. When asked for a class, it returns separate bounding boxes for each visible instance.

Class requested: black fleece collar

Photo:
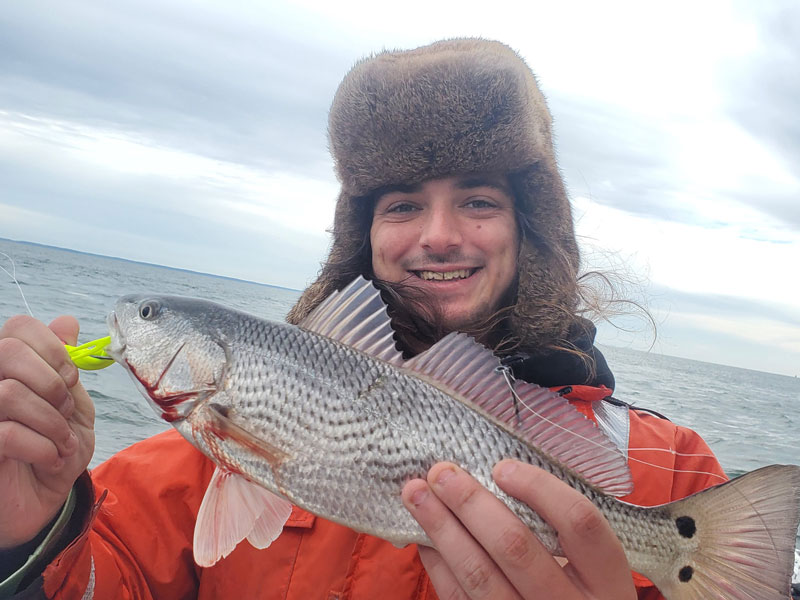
[501,319,615,390]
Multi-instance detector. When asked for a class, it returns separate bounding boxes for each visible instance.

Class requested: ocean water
[1,238,799,555]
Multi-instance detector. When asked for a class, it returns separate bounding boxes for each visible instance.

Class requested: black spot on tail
[676,516,696,538]
[678,566,694,582]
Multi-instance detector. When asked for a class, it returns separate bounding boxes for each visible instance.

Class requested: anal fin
[194,466,293,567]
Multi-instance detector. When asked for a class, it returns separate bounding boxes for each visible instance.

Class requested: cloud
[1,197,329,291]
[552,89,800,236]
[660,288,800,327]
[0,111,335,289]
[551,94,686,222]
[573,194,800,305]
[596,285,800,376]
[721,2,800,227]
[0,0,350,179]
[0,111,339,227]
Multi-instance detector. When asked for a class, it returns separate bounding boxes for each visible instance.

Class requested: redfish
[106,277,800,600]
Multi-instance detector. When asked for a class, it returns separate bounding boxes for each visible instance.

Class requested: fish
[106,276,800,600]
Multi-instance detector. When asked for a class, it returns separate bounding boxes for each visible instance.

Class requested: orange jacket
[39,387,726,600]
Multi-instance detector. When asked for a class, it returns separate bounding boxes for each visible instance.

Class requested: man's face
[370,175,519,333]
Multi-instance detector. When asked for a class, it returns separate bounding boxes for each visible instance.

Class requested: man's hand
[0,315,95,549]
[402,460,636,599]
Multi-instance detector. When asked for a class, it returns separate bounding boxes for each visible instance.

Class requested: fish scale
[108,276,800,600]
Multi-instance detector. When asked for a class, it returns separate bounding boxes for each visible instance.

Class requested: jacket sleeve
[39,430,214,599]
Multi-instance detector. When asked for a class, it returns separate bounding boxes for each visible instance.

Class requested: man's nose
[418,205,462,252]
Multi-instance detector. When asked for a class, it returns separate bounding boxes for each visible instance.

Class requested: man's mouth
[412,268,477,281]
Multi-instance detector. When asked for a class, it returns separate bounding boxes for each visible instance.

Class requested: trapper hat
[287,38,581,354]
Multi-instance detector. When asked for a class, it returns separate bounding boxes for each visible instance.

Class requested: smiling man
[0,39,729,600]
[281,38,728,600]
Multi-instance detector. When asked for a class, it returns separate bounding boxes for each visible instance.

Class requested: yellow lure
[65,336,114,370]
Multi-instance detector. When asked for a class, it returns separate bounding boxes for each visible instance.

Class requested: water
[1,238,798,557]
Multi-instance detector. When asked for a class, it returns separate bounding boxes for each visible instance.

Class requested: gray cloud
[6,1,794,235]
[0,0,349,179]
[648,285,800,329]
[549,93,693,223]
[722,1,800,227]
[539,3,800,234]
[595,282,800,376]
[0,147,330,289]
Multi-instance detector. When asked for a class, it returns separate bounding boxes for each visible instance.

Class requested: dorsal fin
[298,277,404,366]
[405,333,634,496]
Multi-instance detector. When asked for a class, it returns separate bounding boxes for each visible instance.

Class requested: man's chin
[438,310,491,336]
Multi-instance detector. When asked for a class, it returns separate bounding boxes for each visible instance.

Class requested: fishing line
[0,251,35,318]
[497,367,727,482]
[626,447,720,458]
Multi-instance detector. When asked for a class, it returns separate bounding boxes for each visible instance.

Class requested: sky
[0,0,798,376]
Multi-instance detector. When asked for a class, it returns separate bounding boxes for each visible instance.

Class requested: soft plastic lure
[65,336,114,370]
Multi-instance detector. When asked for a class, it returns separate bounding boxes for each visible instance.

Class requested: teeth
[417,269,471,281]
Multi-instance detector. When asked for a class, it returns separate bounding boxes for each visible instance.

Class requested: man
[0,39,725,599]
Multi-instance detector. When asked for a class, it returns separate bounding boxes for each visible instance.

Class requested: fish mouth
[105,311,126,360]
[410,268,479,281]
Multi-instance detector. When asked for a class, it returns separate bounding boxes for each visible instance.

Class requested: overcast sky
[1,0,798,376]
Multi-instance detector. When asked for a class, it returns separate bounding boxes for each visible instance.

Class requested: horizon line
[0,236,302,293]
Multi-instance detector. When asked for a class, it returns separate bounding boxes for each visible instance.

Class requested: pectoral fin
[194,466,293,567]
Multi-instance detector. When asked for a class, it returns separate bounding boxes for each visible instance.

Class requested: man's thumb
[49,315,80,346]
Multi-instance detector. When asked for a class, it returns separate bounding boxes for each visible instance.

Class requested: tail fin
[650,464,800,600]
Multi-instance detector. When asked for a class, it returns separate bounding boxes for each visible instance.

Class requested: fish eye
[138,300,161,321]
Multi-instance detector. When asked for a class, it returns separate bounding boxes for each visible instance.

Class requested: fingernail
[495,461,517,480]
[59,363,78,382]
[411,488,428,507]
[435,466,456,486]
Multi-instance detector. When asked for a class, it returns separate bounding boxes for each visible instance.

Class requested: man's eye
[386,203,418,213]
[464,198,496,209]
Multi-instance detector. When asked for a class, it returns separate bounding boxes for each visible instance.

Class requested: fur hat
[287,38,580,354]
